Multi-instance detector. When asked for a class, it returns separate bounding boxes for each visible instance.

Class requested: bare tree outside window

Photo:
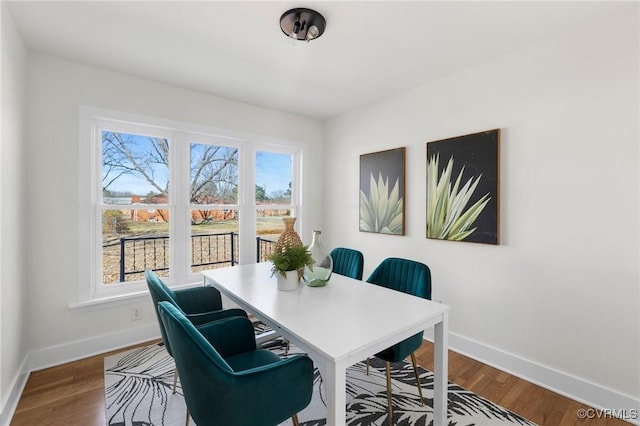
[100,132,243,283]
[102,131,170,199]
[190,143,239,224]
[98,130,294,284]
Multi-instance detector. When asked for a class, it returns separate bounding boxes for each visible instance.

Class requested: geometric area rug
[105,335,537,426]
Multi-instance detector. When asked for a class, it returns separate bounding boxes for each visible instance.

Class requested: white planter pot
[277,270,300,291]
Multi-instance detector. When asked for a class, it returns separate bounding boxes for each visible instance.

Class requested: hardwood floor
[11,341,153,426]
[11,339,631,426]
[414,343,631,426]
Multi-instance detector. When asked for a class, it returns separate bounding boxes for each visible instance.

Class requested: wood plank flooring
[11,339,632,425]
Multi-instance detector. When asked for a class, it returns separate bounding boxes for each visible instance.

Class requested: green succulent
[359,172,404,234]
[427,154,490,241]
[267,244,314,278]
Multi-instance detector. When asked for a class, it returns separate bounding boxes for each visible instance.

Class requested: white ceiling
[6,1,631,120]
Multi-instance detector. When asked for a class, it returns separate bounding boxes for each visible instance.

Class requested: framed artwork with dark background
[359,147,405,235]
[426,129,500,244]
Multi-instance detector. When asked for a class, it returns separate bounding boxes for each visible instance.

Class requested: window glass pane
[256,152,292,205]
[190,143,238,204]
[256,209,291,262]
[102,209,170,284]
[191,209,239,272]
[102,131,169,205]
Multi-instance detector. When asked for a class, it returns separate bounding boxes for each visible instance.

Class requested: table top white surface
[202,263,450,364]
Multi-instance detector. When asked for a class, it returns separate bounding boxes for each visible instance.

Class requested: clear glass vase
[303,230,333,287]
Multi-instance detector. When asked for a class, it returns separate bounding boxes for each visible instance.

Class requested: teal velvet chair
[365,257,432,426]
[330,247,364,280]
[158,301,314,426]
[144,270,247,393]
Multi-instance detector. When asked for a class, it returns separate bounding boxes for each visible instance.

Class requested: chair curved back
[366,257,431,362]
[330,247,364,280]
[145,270,179,355]
[145,270,179,309]
[158,301,313,426]
[159,301,233,370]
[366,257,431,300]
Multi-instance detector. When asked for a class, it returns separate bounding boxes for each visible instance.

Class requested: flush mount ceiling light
[280,8,326,43]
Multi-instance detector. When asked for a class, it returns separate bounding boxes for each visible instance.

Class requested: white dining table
[202,262,450,426]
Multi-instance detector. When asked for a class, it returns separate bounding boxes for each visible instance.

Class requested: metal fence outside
[116,233,275,282]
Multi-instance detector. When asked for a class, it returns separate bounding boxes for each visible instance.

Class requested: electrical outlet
[131,306,143,321]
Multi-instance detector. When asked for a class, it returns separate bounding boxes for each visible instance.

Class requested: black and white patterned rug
[105,330,536,426]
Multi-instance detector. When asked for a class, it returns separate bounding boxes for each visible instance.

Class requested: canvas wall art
[426,129,500,244]
[359,147,405,235]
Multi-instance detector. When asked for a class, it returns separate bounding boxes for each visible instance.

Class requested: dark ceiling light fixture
[280,8,326,43]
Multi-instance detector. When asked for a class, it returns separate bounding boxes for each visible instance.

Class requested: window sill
[68,291,151,312]
[68,280,203,312]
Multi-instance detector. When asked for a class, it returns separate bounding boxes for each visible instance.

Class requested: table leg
[433,312,449,426]
[314,360,346,426]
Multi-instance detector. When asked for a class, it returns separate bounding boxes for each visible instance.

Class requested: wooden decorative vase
[275,217,303,253]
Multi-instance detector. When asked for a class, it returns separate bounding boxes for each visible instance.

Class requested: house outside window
[77,107,302,305]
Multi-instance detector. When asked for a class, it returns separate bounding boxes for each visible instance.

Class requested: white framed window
[75,107,302,306]
[252,146,301,263]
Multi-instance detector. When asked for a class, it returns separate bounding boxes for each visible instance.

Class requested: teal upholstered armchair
[366,257,432,425]
[158,301,314,426]
[144,270,247,392]
[330,247,364,280]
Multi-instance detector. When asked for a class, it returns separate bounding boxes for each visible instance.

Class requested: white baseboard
[0,357,29,426]
[25,322,159,373]
[1,323,159,426]
[424,329,640,425]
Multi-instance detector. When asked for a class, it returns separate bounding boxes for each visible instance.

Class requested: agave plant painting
[359,147,405,235]
[426,130,500,244]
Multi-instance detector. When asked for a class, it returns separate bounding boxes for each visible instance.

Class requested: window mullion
[239,146,256,264]
[171,132,190,285]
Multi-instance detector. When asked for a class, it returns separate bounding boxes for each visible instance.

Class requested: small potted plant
[268,244,314,291]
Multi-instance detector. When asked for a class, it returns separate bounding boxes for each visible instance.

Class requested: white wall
[324,6,639,408]
[23,54,324,359]
[0,1,27,423]
[6,1,639,421]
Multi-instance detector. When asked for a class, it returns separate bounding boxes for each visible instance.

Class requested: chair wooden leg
[385,362,393,426]
[410,353,425,405]
[366,357,370,375]
[284,339,290,356]
[173,368,178,394]
[177,369,189,426]
[291,413,300,426]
